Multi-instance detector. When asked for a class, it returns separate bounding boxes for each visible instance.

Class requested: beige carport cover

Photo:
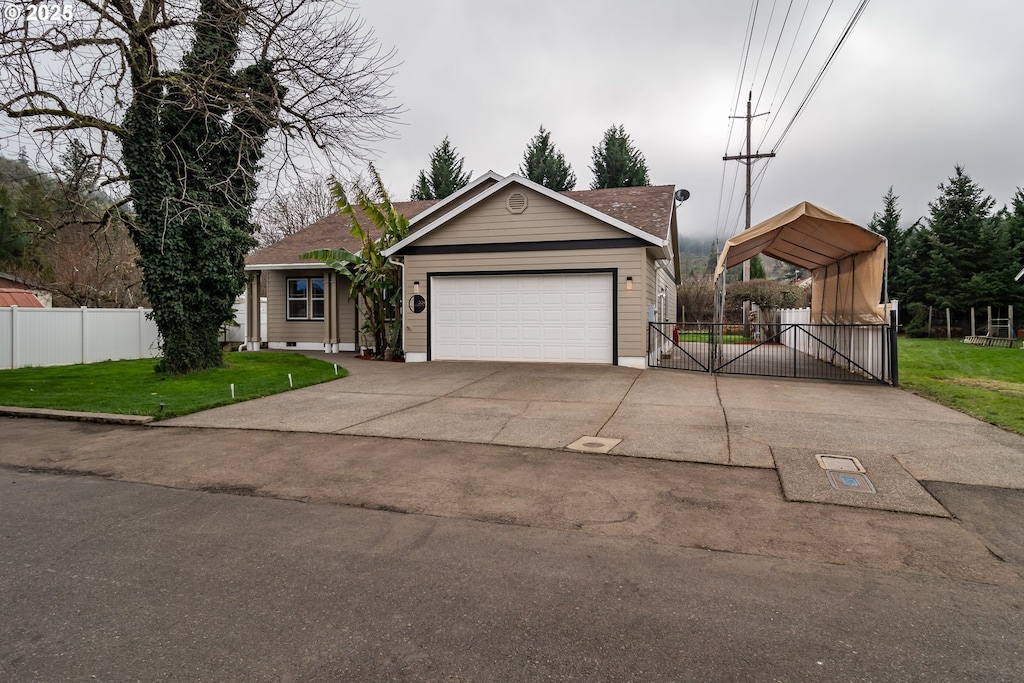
[713,202,887,324]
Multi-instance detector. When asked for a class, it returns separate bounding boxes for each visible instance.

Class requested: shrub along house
[245,173,680,367]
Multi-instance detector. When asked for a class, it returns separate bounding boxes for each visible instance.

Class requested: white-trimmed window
[287,277,325,320]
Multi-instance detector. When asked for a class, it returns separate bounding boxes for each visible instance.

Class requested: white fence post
[80,306,88,364]
[11,305,19,369]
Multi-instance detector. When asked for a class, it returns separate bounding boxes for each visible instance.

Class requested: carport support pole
[971,307,976,336]
[946,308,951,340]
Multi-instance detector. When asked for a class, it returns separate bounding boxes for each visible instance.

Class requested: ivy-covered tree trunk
[122,0,278,374]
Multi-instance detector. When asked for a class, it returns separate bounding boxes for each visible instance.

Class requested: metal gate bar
[648,322,896,385]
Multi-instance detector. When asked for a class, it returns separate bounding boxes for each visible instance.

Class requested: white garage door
[431,273,613,363]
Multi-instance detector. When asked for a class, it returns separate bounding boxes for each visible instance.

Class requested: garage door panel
[431,273,613,363]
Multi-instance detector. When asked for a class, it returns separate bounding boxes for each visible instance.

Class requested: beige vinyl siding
[403,247,647,359]
[415,187,629,247]
[266,269,359,345]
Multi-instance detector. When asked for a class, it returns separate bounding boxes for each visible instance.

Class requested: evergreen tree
[0,185,31,266]
[921,165,997,310]
[749,254,767,279]
[411,136,471,200]
[56,140,99,196]
[590,124,650,189]
[520,126,576,191]
[867,187,908,301]
[1005,189,1024,292]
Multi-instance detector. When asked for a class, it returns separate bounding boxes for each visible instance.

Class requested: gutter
[388,257,406,355]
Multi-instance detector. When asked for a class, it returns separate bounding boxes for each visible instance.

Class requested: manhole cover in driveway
[826,470,877,494]
[567,436,622,454]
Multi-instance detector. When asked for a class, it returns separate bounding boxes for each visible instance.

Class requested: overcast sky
[351,0,1024,246]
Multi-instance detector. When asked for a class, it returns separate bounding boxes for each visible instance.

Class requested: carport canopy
[713,201,887,324]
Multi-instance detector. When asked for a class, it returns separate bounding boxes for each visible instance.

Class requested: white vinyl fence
[0,306,159,370]
[1,298,268,370]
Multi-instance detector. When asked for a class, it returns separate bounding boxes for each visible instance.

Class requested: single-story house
[244,172,680,368]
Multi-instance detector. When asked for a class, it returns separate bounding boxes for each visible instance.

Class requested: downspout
[388,256,406,356]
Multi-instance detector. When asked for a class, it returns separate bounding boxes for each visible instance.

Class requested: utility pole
[723,92,776,281]
[723,92,775,337]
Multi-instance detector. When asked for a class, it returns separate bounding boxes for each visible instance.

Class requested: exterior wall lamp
[625,276,633,291]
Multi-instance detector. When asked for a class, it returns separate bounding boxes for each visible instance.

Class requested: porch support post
[323,270,333,352]
[330,271,341,352]
[247,272,262,351]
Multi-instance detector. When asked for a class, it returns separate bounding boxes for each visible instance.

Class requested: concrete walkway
[160,352,1024,517]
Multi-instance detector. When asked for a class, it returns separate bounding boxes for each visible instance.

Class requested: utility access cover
[815,454,865,472]
[567,436,621,454]
[826,470,877,494]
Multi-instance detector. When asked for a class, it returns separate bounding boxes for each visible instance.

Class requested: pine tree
[922,165,996,310]
[0,185,31,266]
[867,187,908,301]
[590,124,650,189]
[749,255,766,279]
[410,136,471,200]
[520,126,576,191]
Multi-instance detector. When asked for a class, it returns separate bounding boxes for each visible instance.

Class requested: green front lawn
[677,332,750,344]
[897,337,1024,435]
[0,352,346,419]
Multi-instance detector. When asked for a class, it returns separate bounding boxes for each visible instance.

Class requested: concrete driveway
[162,352,1024,517]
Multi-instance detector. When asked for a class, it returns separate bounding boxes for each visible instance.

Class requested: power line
[757,0,837,150]
[717,0,762,241]
[758,0,812,148]
[771,0,872,152]
[754,0,796,113]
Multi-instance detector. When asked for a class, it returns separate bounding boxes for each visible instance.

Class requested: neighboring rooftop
[0,288,44,308]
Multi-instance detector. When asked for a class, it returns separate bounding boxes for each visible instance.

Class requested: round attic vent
[506,192,528,214]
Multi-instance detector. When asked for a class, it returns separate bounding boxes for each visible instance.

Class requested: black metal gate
[648,321,898,385]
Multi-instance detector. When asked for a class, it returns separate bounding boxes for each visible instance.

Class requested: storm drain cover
[815,454,865,472]
[826,470,877,494]
[567,436,622,454]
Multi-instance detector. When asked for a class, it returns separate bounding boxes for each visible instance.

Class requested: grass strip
[897,337,1024,435]
[0,352,346,419]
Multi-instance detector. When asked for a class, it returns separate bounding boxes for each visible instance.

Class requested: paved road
[3,357,1024,680]
[3,469,1023,682]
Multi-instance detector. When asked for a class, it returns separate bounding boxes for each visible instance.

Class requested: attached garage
[380,173,680,367]
[430,272,614,363]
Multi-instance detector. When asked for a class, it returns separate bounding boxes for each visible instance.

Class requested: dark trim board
[399,237,648,256]
[426,268,618,364]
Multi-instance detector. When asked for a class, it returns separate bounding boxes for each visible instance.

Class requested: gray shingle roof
[246,184,674,268]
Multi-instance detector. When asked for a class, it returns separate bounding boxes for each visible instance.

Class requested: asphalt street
[2,469,1023,682]
[2,357,1024,680]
